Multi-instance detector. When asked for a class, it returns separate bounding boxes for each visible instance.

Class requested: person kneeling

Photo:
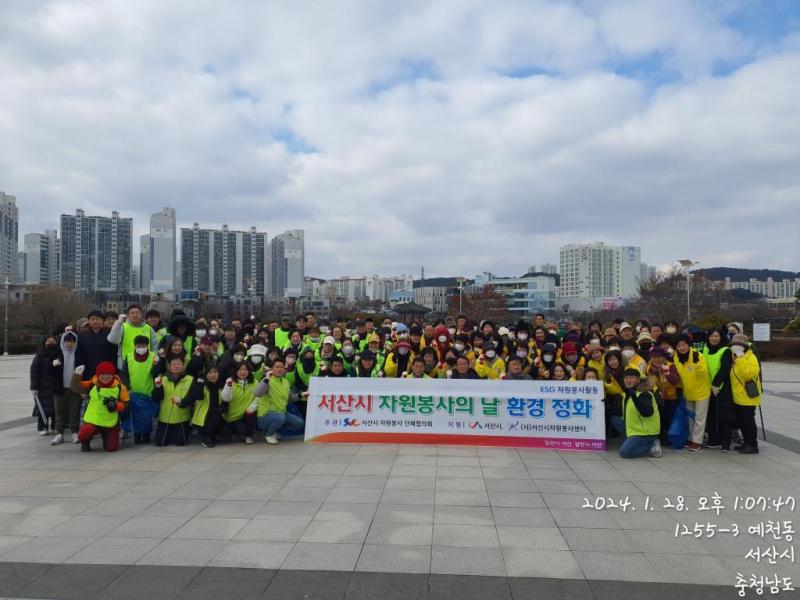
[71,362,129,452]
[153,357,194,447]
[254,358,303,445]
[619,368,662,459]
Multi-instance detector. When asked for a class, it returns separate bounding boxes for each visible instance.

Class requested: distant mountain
[699,267,799,282]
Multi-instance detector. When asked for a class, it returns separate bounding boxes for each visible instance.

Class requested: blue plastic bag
[121,392,159,434]
[667,397,690,450]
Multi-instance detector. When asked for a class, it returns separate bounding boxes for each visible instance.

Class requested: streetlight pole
[457,277,465,315]
[3,275,10,356]
[678,260,698,325]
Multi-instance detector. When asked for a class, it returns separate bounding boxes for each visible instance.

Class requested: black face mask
[445,357,457,366]
[302,358,316,369]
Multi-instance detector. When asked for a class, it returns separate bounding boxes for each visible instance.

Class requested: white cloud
[0,0,798,280]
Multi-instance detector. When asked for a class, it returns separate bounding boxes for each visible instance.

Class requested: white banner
[305,377,606,451]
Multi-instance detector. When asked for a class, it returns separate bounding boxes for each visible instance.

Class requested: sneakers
[244,436,254,445]
[38,430,49,436]
[50,433,63,446]
[80,442,92,452]
[704,442,722,449]
[201,440,215,449]
[734,443,746,451]
[71,433,79,443]
[738,445,759,454]
[265,434,279,445]
[649,439,662,458]
[687,442,702,452]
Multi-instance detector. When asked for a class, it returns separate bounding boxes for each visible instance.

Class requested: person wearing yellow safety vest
[145,309,168,345]
[71,361,129,452]
[221,362,258,444]
[107,304,157,370]
[254,358,304,445]
[702,326,733,450]
[673,333,711,452]
[616,368,662,459]
[119,335,159,445]
[729,334,763,454]
[474,343,506,380]
[190,364,227,448]
[152,357,195,447]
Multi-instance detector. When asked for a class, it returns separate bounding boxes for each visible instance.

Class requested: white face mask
[209,329,218,337]
[517,333,528,341]
[543,353,554,362]
[398,347,409,356]
[438,335,447,343]
[485,350,496,359]
[732,346,745,357]
[666,347,674,356]
[233,353,244,362]
[454,343,465,352]
[343,346,354,356]
[398,333,408,340]
[250,355,263,365]
[666,327,677,334]
[590,338,600,346]
[622,349,636,360]
[196,329,207,338]
[516,350,527,358]
[548,329,557,335]
[135,347,148,356]
[608,345,620,352]
[448,328,456,335]
[286,356,296,365]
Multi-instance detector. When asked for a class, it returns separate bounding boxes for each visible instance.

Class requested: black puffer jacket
[30,340,65,400]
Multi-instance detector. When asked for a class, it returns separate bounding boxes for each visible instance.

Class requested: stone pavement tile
[550,509,619,529]
[0,514,70,536]
[283,542,362,571]
[630,529,710,555]
[373,504,434,524]
[144,497,211,517]
[197,500,266,519]
[108,515,191,539]
[366,522,432,546]
[0,561,53,597]
[435,477,485,491]
[234,518,310,542]
[41,514,130,538]
[541,493,597,509]
[256,501,321,520]
[488,491,545,508]
[574,551,663,582]
[430,546,505,576]
[508,577,595,600]
[136,538,226,567]
[609,510,678,531]
[385,476,436,490]
[381,489,435,505]
[314,502,378,522]
[527,468,582,481]
[176,566,274,600]
[247,473,294,486]
[429,574,510,599]
[0,497,45,515]
[273,486,332,502]
[588,580,733,600]
[87,496,158,516]
[301,520,370,544]
[64,536,161,564]
[496,526,569,550]
[534,480,592,494]
[503,548,584,578]
[3,535,94,562]
[645,552,732,585]
[170,517,249,540]
[436,456,480,467]
[145,470,201,485]
[434,505,493,525]
[485,478,538,492]
[390,465,437,478]
[355,545,431,574]
[298,462,350,476]
[397,446,437,456]
[167,482,231,500]
[16,563,129,600]
[435,490,490,506]
[437,447,478,457]
[209,540,294,569]
[432,524,499,548]
[326,487,383,504]
[344,463,393,476]
[492,507,557,527]
[97,564,201,600]
[28,497,103,516]
[263,568,351,599]
[562,527,635,551]
[220,484,282,501]
[285,474,341,488]
[582,480,643,495]
[434,466,483,478]
[396,455,437,466]
[348,571,428,599]
[0,534,30,555]
[335,475,387,489]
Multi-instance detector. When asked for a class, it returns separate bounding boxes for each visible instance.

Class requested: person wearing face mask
[620,340,647,374]
[727,334,762,454]
[475,343,505,380]
[119,335,158,444]
[246,344,268,381]
[304,326,323,354]
[384,340,414,378]
[664,321,680,336]
[673,333,711,452]
[282,347,299,388]
[107,304,158,370]
[54,329,81,444]
[71,361,129,452]
[429,325,452,363]
[702,326,733,450]
[452,334,473,364]
[295,348,320,406]
[534,342,558,380]
[193,318,209,346]
[340,340,358,374]
[503,356,532,381]
[217,342,248,381]
[636,332,654,359]
[30,335,62,436]
[317,336,341,372]
[583,321,604,345]
[515,322,532,351]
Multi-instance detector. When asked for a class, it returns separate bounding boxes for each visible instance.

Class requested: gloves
[711,385,721,395]
[446,370,453,378]
[154,376,163,387]
[118,314,127,323]
[104,398,117,412]
[74,365,85,375]
[245,401,258,415]
[171,396,181,406]
[52,359,62,367]
[225,377,233,387]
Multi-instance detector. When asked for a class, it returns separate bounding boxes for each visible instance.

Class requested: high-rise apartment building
[558,243,642,309]
[0,193,19,278]
[22,230,59,285]
[268,230,304,298]
[149,207,176,295]
[139,234,151,291]
[60,209,133,291]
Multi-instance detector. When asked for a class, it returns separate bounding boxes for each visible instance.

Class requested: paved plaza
[0,358,798,599]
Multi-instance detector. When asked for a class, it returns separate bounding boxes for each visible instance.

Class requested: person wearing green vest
[618,368,662,459]
[702,326,733,450]
[120,335,159,445]
[254,358,303,445]
[71,361,129,453]
[152,357,195,447]
[303,326,323,354]
[190,364,226,448]
[145,309,168,345]
[107,304,157,370]
[274,315,293,350]
[221,362,258,444]
[365,334,387,372]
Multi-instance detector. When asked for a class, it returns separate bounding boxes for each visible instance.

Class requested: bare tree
[20,286,92,336]
[448,285,510,322]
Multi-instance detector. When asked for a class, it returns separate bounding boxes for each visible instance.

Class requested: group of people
[29,307,764,458]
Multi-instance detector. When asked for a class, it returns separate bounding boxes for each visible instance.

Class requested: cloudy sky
[1,0,799,279]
